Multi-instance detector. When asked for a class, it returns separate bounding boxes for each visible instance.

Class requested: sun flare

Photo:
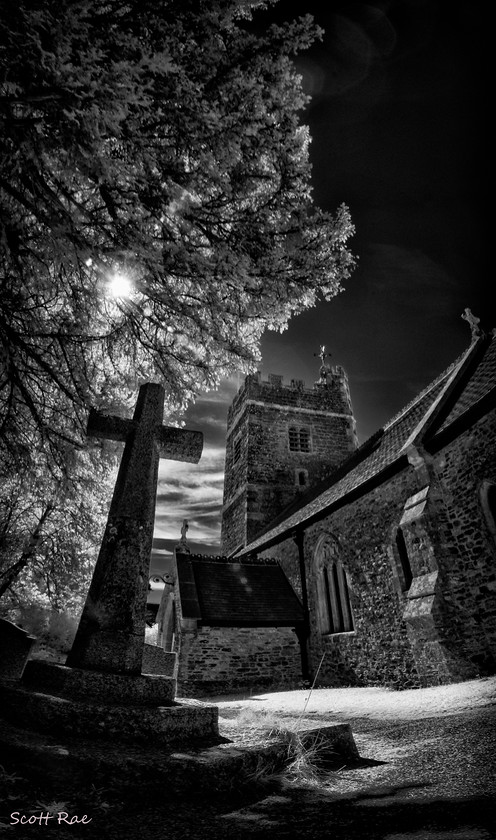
[107,273,133,298]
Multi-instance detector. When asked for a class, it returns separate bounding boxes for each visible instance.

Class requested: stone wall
[270,470,421,690]
[425,411,496,676]
[221,370,357,555]
[176,625,302,697]
[268,411,496,689]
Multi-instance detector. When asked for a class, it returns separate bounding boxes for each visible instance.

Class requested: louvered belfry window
[289,426,311,453]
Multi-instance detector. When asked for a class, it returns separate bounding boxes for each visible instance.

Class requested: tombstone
[0,618,36,680]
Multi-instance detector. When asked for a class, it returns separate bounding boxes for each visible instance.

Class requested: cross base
[0,681,220,748]
[22,660,176,706]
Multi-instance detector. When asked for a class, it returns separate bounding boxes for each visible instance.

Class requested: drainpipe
[293,529,311,683]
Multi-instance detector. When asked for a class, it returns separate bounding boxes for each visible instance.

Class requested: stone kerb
[0,618,36,681]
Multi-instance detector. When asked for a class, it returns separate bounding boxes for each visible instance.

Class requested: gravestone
[0,618,36,680]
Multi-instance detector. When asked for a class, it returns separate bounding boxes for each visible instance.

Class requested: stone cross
[66,383,203,676]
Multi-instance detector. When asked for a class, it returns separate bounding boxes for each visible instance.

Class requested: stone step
[22,659,177,706]
[0,716,359,800]
[0,682,220,748]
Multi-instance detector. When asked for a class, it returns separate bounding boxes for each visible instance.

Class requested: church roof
[237,330,496,557]
[175,552,305,627]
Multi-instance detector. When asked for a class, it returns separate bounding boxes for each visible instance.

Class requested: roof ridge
[383,347,470,432]
[187,552,278,565]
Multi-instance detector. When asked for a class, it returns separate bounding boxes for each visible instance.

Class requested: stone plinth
[0,682,220,747]
[22,660,176,706]
[142,644,177,677]
[3,659,219,747]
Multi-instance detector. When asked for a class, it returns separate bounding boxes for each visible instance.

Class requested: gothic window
[395,527,413,591]
[288,425,312,453]
[315,536,354,635]
[233,435,242,464]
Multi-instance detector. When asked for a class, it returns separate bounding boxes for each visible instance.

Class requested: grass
[218,703,352,791]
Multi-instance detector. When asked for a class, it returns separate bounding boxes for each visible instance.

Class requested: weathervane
[314,344,331,386]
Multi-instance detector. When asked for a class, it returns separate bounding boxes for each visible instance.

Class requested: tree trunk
[0,502,54,599]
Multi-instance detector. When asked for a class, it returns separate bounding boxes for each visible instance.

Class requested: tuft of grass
[232,707,281,732]
[219,706,294,747]
[283,732,346,788]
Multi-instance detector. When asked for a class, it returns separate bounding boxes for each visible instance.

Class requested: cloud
[153,375,251,547]
[155,432,229,546]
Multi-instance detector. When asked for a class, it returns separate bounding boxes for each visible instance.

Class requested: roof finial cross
[461,308,482,340]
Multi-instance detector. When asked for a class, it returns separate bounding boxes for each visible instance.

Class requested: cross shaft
[66,383,203,675]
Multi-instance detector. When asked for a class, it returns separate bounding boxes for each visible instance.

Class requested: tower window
[315,536,354,635]
[297,470,308,487]
[299,427,311,452]
[288,425,312,453]
[289,427,299,451]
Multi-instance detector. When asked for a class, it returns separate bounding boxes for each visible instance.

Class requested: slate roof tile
[437,337,496,431]
[176,553,304,626]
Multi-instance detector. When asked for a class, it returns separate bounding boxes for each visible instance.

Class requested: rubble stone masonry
[221,370,357,555]
[176,626,302,697]
[269,410,496,689]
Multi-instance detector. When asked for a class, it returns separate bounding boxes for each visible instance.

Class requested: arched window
[480,480,496,542]
[288,425,312,453]
[296,469,308,487]
[395,527,413,591]
[315,536,354,635]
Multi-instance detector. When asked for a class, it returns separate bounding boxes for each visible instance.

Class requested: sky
[153,0,489,557]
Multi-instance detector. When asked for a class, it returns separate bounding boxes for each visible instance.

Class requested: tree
[0,0,355,457]
[0,1,355,606]
[0,442,117,615]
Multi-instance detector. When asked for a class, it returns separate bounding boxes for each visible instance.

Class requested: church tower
[221,348,358,556]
